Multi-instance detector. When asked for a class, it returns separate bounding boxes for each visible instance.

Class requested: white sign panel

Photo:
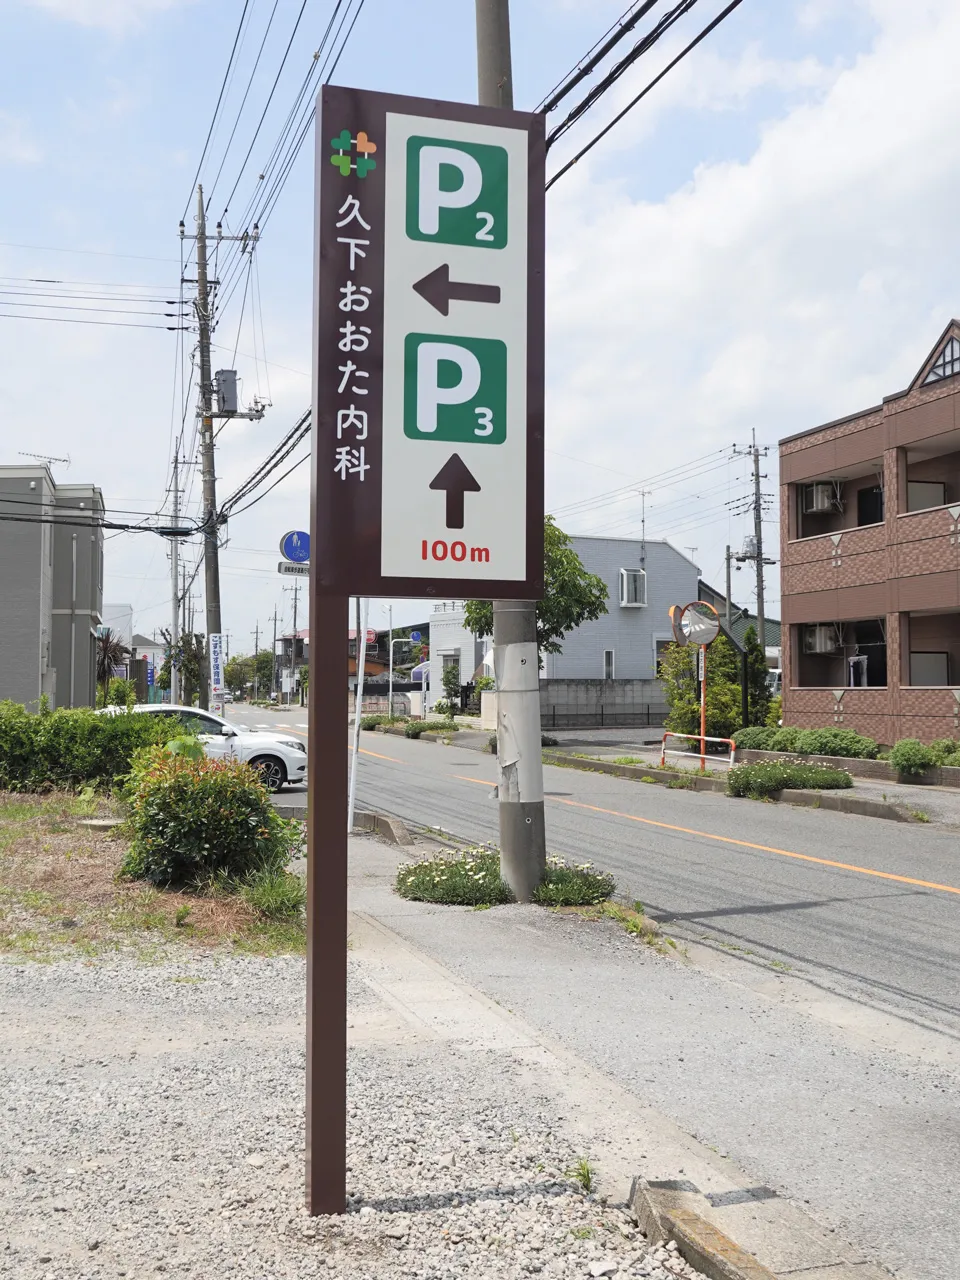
[209,633,225,693]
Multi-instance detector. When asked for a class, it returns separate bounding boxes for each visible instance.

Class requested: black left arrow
[429,454,481,529]
[413,263,501,316]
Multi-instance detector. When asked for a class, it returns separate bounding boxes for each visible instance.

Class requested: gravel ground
[0,953,704,1280]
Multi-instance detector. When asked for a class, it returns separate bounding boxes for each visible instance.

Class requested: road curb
[271,804,415,845]
[542,753,916,822]
[631,1177,778,1280]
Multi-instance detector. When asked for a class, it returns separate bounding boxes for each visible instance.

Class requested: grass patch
[569,900,677,954]
[909,808,930,823]
[566,1157,595,1193]
[0,790,305,960]
[395,847,616,908]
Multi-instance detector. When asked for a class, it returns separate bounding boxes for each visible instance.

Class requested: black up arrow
[429,454,481,529]
[413,263,501,316]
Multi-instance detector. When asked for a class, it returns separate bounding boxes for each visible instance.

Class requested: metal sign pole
[348,598,369,832]
[699,643,707,773]
[305,595,348,1214]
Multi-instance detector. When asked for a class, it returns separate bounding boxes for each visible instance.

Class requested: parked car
[96,704,306,791]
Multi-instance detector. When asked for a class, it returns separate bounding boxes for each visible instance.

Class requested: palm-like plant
[96,629,130,700]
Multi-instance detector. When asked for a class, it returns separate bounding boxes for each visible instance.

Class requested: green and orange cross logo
[329,129,377,178]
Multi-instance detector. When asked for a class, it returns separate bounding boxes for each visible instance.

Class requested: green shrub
[488,733,498,754]
[122,751,300,889]
[541,734,559,747]
[396,848,512,905]
[474,675,495,694]
[404,719,458,738]
[769,727,802,753]
[732,726,776,751]
[765,695,782,728]
[431,698,454,717]
[928,738,960,766]
[791,728,878,759]
[727,761,853,798]
[359,714,387,730]
[533,857,615,907]
[107,677,136,708]
[241,866,306,919]
[0,703,181,791]
[889,739,935,776]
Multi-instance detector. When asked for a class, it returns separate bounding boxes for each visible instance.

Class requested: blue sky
[1,0,958,648]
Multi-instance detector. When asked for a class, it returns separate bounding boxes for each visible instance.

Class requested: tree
[95,629,130,702]
[441,662,462,708]
[254,649,274,696]
[224,655,253,697]
[463,516,608,660]
[660,633,744,741]
[157,630,205,706]
[743,625,771,726]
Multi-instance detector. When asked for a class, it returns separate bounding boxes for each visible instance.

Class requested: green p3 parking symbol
[403,334,506,445]
[406,137,508,249]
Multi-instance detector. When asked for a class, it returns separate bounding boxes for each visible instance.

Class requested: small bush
[431,698,454,717]
[359,714,387,730]
[541,734,559,748]
[488,733,498,754]
[732,726,776,751]
[533,857,615,907]
[241,866,306,919]
[404,719,459,738]
[769,727,802,753]
[928,738,960,766]
[889,739,935,776]
[107,677,136,708]
[727,761,853,798]
[765,695,782,728]
[122,751,300,888]
[396,848,512,905]
[792,728,878,759]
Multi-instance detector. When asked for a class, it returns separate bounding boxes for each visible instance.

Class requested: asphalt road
[228,705,960,1043]
[228,705,960,1277]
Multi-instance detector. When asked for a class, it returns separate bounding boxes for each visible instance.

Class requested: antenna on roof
[18,451,71,469]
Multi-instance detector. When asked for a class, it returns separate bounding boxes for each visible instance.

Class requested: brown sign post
[306,85,545,1214]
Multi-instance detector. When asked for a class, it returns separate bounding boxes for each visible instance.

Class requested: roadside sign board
[312,86,545,599]
[281,530,311,563]
[410,630,421,642]
[279,561,310,576]
[209,633,225,693]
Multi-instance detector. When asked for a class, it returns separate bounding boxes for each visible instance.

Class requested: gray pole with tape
[476,0,546,901]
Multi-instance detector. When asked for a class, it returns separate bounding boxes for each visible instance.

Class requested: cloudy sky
[1,0,957,652]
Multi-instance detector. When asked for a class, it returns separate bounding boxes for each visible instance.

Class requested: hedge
[0,702,181,790]
[122,749,299,888]
[404,720,459,738]
[727,761,853,799]
[732,725,878,759]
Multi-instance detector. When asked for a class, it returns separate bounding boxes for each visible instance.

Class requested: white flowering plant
[395,847,616,908]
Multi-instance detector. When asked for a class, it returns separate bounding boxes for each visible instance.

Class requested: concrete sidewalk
[349,834,916,1280]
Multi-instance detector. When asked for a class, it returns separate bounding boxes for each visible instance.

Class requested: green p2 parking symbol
[403,334,506,445]
[406,137,508,249]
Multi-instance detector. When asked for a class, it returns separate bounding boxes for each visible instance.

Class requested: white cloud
[544,3,960,600]
[23,0,190,34]
[0,112,41,164]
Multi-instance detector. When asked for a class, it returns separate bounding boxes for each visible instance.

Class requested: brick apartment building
[779,320,960,744]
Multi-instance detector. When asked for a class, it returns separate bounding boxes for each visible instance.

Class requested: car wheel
[250,756,287,792]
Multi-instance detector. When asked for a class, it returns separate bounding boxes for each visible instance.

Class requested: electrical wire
[227,450,310,517]
[537,1,661,114]
[181,0,255,222]
[0,312,186,330]
[546,0,747,188]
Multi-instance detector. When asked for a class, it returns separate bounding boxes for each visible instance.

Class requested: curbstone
[351,809,415,846]
[631,1179,778,1280]
[542,752,727,792]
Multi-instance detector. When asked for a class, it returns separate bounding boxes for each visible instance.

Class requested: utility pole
[733,431,775,652]
[169,454,180,705]
[477,0,546,903]
[252,623,260,701]
[180,190,263,711]
[284,582,301,703]
[270,607,280,700]
[725,545,732,631]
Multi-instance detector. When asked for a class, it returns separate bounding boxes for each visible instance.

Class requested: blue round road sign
[410,630,421,642]
[280,530,310,563]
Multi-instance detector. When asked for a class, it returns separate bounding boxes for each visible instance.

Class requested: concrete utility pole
[252,622,260,701]
[476,0,546,902]
[284,582,301,702]
[733,431,775,653]
[169,454,180,704]
[725,545,732,631]
[270,607,280,699]
[194,186,220,710]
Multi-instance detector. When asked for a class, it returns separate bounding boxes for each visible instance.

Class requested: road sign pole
[477,0,546,902]
[305,594,348,1214]
[700,644,707,773]
[348,598,369,833]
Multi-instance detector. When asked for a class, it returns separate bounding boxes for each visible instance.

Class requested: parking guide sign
[312,86,544,598]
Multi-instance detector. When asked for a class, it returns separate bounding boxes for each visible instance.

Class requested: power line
[181,0,255,222]
[0,312,186,330]
[0,240,180,263]
[227,450,310,517]
[537,1,661,114]
[546,0,747,189]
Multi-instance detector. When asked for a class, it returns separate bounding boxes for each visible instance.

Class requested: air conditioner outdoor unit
[802,482,838,514]
[803,623,839,654]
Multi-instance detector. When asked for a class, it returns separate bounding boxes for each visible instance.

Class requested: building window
[655,640,672,676]
[923,336,960,384]
[603,650,615,680]
[619,567,646,607]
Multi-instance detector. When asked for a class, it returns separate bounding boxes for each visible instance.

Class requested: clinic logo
[329,129,378,178]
